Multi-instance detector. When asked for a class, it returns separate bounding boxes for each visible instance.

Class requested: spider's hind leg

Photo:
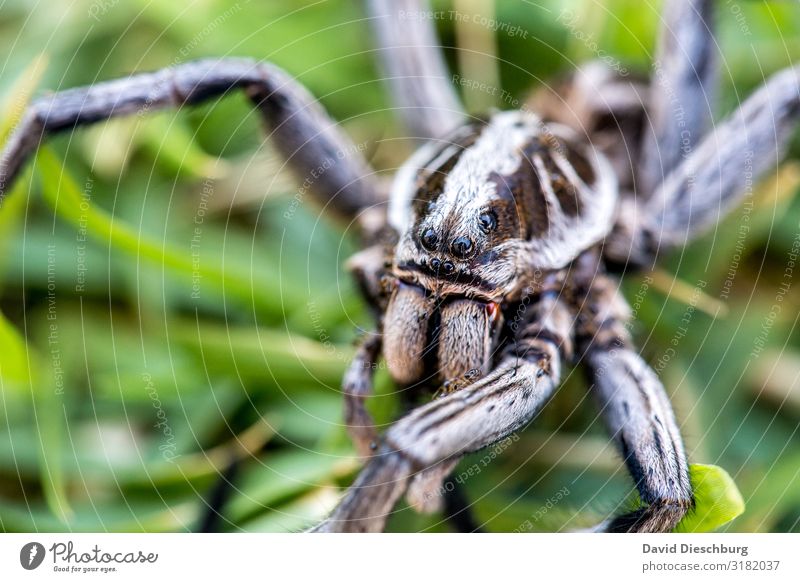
[608,63,800,266]
[365,0,465,140]
[0,58,379,220]
[645,64,800,252]
[639,0,717,197]
[605,1,800,265]
[578,275,692,533]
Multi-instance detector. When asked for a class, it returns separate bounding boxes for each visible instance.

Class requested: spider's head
[388,112,539,302]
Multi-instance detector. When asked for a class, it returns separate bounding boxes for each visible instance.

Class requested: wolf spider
[1,0,798,533]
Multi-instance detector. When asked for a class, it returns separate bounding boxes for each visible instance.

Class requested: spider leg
[578,275,692,532]
[0,58,378,219]
[643,64,800,253]
[314,291,573,532]
[343,332,382,457]
[639,0,717,197]
[365,0,465,140]
[587,348,693,532]
[342,244,394,457]
[607,64,800,265]
[405,457,460,514]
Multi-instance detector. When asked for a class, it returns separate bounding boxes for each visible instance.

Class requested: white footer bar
[1,533,797,581]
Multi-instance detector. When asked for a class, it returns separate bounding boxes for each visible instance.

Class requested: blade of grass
[748,349,800,415]
[0,497,196,532]
[226,448,358,523]
[35,147,289,317]
[649,268,729,318]
[0,53,48,147]
[737,452,800,532]
[240,486,340,532]
[0,405,269,488]
[0,309,72,522]
[0,170,30,287]
[139,114,231,179]
[170,318,350,387]
[125,416,276,487]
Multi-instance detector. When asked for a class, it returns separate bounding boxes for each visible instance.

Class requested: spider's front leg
[0,58,378,219]
[314,291,574,532]
[578,275,692,532]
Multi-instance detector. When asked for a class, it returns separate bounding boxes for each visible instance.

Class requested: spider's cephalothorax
[1,0,798,534]
[382,111,616,387]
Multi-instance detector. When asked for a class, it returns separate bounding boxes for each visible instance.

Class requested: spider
[1,0,798,534]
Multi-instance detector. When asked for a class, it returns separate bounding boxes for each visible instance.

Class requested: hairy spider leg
[314,288,573,532]
[638,0,717,197]
[365,0,465,140]
[0,58,379,220]
[575,272,693,532]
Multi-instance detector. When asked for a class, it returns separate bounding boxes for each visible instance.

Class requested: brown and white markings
[383,110,616,391]
[1,0,798,533]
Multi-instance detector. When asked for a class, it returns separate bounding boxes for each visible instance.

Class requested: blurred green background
[0,0,799,533]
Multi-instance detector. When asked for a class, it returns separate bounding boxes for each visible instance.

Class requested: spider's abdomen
[389,110,618,302]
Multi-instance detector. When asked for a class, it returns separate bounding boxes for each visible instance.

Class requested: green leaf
[674,464,745,532]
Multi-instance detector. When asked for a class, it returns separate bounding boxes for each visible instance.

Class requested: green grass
[1,0,799,533]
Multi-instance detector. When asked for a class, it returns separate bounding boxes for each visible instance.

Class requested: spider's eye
[478,211,497,232]
[451,236,473,258]
[420,228,439,251]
